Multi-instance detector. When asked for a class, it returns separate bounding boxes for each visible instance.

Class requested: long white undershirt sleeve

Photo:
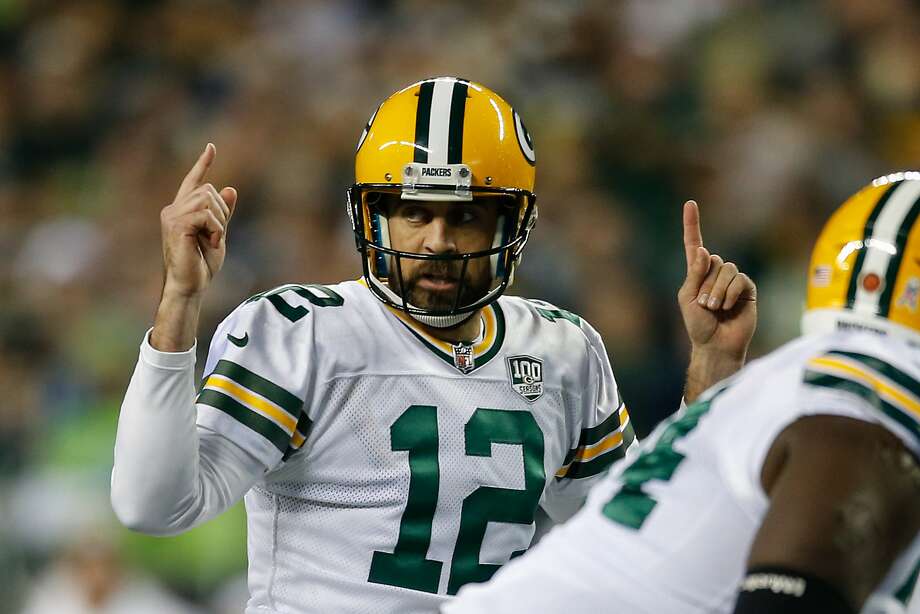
[111,330,265,536]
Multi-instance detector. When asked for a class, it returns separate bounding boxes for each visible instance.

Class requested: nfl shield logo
[506,355,544,402]
[452,344,475,374]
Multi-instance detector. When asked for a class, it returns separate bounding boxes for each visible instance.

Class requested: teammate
[443,172,920,614]
[110,77,756,613]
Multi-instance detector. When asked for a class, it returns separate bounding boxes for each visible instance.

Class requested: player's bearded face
[397,256,493,310]
[383,198,501,310]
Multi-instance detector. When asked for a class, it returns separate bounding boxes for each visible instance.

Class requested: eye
[401,205,430,223]
[449,206,479,225]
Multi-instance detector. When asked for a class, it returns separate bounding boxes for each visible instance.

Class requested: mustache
[407,260,464,281]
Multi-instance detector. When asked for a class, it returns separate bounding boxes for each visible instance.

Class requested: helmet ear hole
[364,191,399,215]
[365,191,384,208]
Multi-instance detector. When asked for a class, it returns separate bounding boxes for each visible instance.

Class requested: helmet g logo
[356,104,381,153]
[513,110,536,166]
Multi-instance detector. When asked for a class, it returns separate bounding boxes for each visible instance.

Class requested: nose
[422,216,457,254]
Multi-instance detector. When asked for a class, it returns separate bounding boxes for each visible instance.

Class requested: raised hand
[151,144,237,351]
[677,200,757,400]
[160,143,238,298]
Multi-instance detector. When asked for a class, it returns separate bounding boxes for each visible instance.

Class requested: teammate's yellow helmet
[347,77,538,325]
[803,172,920,341]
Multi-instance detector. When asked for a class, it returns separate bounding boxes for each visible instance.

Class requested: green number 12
[368,405,545,595]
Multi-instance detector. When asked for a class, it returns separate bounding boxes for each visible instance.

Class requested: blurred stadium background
[1,0,918,611]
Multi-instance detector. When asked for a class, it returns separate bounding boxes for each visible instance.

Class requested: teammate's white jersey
[194,280,634,613]
[445,330,920,614]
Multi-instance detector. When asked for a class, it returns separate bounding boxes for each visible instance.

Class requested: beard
[391,257,492,311]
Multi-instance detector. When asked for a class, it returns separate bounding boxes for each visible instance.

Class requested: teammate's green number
[603,391,720,529]
[368,405,545,595]
[246,284,344,322]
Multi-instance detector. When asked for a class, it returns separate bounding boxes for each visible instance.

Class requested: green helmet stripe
[845,183,898,308]
[447,79,468,165]
[413,80,435,163]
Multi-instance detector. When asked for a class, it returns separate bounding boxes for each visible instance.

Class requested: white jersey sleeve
[197,290,313,471]
[112,330,265,535]
[797,346,920,458]
[540,315,637,522]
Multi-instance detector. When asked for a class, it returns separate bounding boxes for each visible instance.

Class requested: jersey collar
[360,279,506,374]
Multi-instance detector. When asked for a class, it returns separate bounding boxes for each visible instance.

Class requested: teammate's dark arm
[734,415,920,613]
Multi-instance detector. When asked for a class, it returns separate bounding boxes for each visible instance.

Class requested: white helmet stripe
[852,180,920,316]
[426,78,455,165]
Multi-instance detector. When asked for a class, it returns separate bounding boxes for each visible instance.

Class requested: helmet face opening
[347,184,537,318]
[348,77,538,322]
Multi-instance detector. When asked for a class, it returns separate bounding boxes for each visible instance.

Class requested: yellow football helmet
[347,76,538,326]
[803,172,920,341]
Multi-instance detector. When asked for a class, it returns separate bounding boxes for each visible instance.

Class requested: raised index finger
[683,200,704,270]
[176,143,215,200]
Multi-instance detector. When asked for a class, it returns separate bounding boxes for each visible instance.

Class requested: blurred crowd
[1,0,918,610]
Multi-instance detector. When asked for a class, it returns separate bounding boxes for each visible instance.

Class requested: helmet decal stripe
[426,78,455,165]
[848,181,920,316]
[413,80,435,163]
[447,80,469,164]
[880,185,920,316]
[845,183,897,308]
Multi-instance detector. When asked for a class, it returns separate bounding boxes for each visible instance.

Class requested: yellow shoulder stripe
[204,375,298,433]
[807,356,920,420]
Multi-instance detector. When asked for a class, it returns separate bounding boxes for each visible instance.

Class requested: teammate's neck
[414,310,485,345]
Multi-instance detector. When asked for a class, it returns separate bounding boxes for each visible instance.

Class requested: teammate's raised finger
[723,273,756,310]
[176,143,215,200]
[704,261,738,310]
[683,200,704,270]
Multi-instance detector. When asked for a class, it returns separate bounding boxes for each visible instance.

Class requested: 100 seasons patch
[506,355,544,402]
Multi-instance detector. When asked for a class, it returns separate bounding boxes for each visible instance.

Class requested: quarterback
[111,77,756,613]
[444,173,920,614]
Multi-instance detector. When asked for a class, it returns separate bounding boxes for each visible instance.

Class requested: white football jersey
[195,280,635,613]
[445,330,920,614]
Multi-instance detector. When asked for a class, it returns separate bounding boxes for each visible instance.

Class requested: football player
[111,77,756,613]
[443,172,920,614]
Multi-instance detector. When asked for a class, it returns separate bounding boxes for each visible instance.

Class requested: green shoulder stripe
[559,419,636,480]
[198,389,291,453]
[562,441,630,480]
[211,359,303,417]
[825,350,920,399]
[562,405,626,466]
[803,370,920,446]
[282,412,314,462]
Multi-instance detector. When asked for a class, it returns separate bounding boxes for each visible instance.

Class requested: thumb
[221,187,238,217]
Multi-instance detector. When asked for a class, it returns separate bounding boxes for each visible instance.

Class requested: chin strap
[406,310,477,329]
[365,268,500,328]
